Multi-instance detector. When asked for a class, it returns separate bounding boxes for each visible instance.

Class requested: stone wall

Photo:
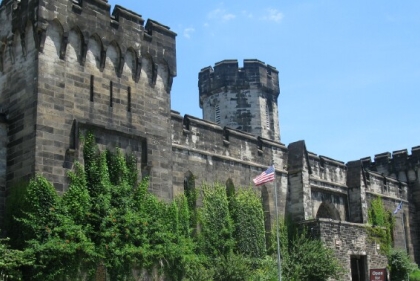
[287,140,312,221]
[199,59,280,141]
[287,141,349,222]
[171,112,289,221]
[0,0,177,200]
[302,219,388,281]
[0,0,39,222]
[308,152,348,221]
[362,148,420,263]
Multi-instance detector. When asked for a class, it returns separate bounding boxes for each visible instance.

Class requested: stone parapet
[0,0,176,79]
[361,146,420,182]
[198,59,279,108]
[171,112,287,172]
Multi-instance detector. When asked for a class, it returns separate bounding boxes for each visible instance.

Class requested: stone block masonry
[171,112,289,224]
[0,0,177,204]
[302,219,388,281]
[0,0,419,278]
[199,59,280,141]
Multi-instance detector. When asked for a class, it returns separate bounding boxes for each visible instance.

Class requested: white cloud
[183,27,195,39]
[262,8,284,23]
[207,8,236,22]
[223,13,236,21]
[241,10,254,19]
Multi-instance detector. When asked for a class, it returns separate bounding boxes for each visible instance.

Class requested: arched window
[226,178,235,199]
[184,171,197,233]
[226,178,235,213]
[184,171,197,211]
[184,171,195,199]
[316,202,340,220]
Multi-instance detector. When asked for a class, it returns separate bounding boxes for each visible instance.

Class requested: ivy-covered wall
[302,219,388,281]
[171,112,289,221]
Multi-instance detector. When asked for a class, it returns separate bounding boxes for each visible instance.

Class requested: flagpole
[402,213,407,253]
[273,168,282,281]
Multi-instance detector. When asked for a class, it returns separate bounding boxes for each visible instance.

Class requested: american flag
[253,165,275,186]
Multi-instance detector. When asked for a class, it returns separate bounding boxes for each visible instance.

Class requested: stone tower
[0,0,177,223]
[198,59,280,141]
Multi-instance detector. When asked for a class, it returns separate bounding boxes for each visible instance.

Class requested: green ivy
[388,249,417,281]
[270,219,343,281]
[367,197,394,254]
[199,182,234,258]
[0,237,33,280]
[2,132,348,281]
[232,188,266,258]
[410,268,420,281]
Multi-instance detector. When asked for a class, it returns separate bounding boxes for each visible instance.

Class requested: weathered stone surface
[0,0,177,199]
[0,0,418,278]
[199,59,280,141]
[302,219,388,281]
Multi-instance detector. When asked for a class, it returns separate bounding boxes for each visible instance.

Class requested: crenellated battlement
[0,0,176,81]
[362,169,408,200]
[198,59,279,108]
[360,146,420,183]
[0,0,177,200]
[198,59,281,141]
[307,151,347,186]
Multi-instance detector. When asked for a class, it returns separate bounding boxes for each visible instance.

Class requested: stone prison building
[0,0,419,280]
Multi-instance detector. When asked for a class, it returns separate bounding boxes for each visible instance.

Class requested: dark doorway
[350,255,367,281]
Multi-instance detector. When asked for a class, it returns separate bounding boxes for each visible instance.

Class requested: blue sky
[108,0,420,163]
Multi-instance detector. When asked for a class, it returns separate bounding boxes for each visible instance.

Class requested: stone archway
[316,202,341,220]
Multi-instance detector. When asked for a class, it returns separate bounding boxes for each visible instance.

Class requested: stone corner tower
[198,59,280,141]
[0,0,177,225]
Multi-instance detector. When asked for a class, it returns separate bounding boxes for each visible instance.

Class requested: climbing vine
[199,183,234,258]
[367,196,394,254]
[232,188,266,258]
[2,132,346,280]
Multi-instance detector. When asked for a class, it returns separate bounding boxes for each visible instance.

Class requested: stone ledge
[172,144,288,175]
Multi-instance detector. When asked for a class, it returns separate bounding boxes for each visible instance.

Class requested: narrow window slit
[127,86,131,112]
[90,75,94,102]
[266,104,270,129]
[215,105,220,124]
[110,81,113,107]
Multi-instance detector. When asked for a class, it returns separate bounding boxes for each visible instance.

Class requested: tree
[0,237,33,280]
[273,219,343,281]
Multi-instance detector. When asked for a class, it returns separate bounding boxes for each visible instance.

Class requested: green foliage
[367,198,419,281]
[367,197,394,254]
[388,249,417,281]
[211,252,252,281]
[4,132,197,280]
[0,237,33,280]
[410,269,420,281]
[199,182,234,258]
[248,256,278,281]
[272,219,343,281]
[184,174,198,236]
[4,181,30,249]
[181,255,214,281]
[3,132,347,281]
[232,188,266,258]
